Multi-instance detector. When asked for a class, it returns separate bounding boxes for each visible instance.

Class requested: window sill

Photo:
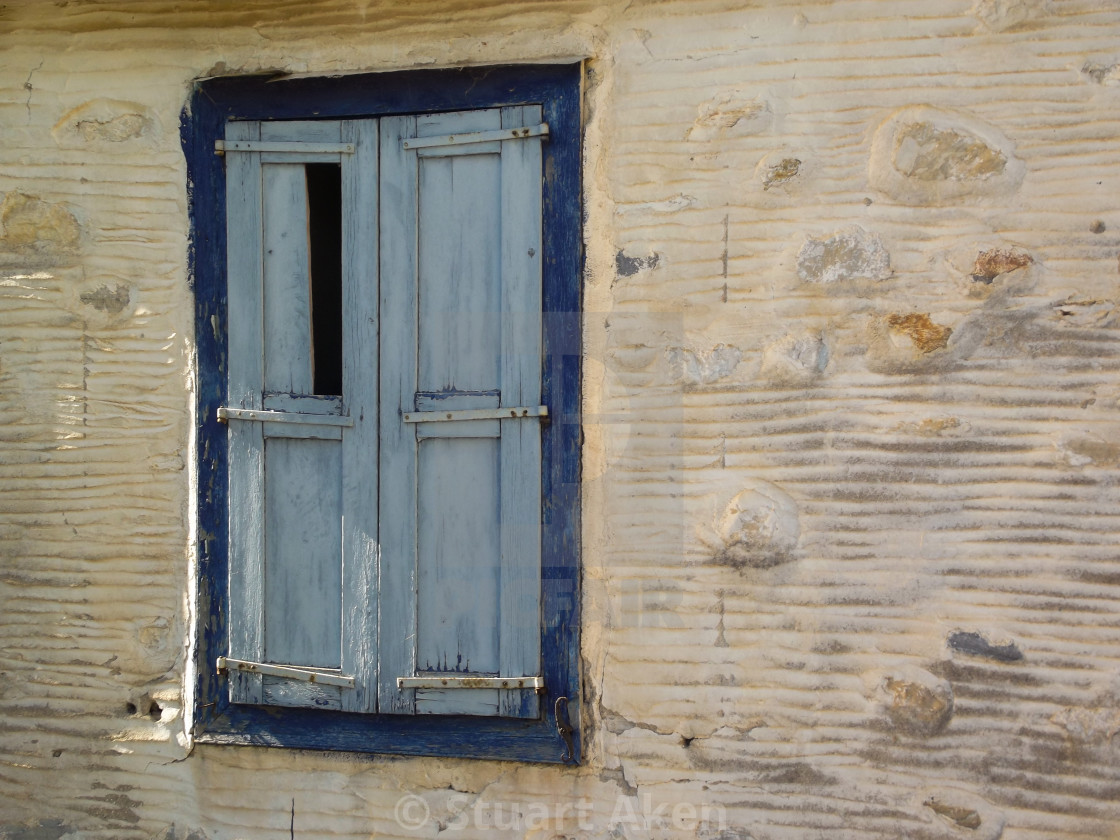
[194,701,578,763]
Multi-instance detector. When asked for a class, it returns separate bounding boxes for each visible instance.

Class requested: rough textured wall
[2,0,1120,838]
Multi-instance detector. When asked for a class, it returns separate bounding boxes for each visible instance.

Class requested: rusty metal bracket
[217,406,353,426]
[397,675,544,690]
[555,696,575,763]
[214,140,355,156]
[216,656,355,688]
[402,405,548,424]
[402,123,549,150]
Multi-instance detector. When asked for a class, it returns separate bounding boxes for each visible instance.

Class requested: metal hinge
[215,140,355,155]
[402,123,549,150]
[217,656,355,688]
[402,405,548,424]
[397,675,544,690]
[217,407,354,427]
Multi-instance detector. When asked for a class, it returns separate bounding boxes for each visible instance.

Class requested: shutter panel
[224,120,378,711]
[225,120,266,704]
[378,107,544,717]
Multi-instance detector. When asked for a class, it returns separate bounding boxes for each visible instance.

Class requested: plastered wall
[2,1,1120,838]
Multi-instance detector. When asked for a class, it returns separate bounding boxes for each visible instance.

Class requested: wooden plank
[259,121,345,145]
[414,420,499,440]
[258,123,351,165]
[262,677,342,710]
[263,437,343,667]
[412,109,509,715]
[262,423,342,441]
[416,142,500,159]
[416,688,499,716]
[262,393,343,414]
[262,163,314,394]
[340,118,380,713]
[225,119,265,704]
[416,108,502,395]
[416,437,501,676]
[499,105,544,718]
[377,114,420,714]
[414,390,500,410]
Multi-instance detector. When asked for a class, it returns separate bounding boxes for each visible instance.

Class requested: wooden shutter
[379,107,545,717]
[224,119,379,712]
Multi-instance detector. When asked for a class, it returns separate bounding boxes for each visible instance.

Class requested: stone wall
[1,1,1120,838]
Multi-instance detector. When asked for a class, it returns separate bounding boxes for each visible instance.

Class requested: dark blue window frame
[182,64,581,763]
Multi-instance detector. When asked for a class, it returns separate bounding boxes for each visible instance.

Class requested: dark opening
[306,163,343,396]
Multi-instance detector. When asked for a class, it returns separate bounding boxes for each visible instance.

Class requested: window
[185,65,581,762]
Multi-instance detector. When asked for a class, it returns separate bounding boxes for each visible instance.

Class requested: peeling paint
[1082,60,1120,84]
[926,798,982,830]
[905,416,965,436]
[666,343,742,386]
[759,331,828,383]
[686,91,771,141]
[0,820,70,840]
[870,107,1024,203]
[947,630,1023,662]
[1059,435,1120,467]
[1051,297,1118,328]
[796,226,891,285]
[1051,704,1120,747]
[53,99,158,146]
[894,122,1007,182]
[971,248,1033,283]
[886,313,952,353]
[79,283,130,314]
[712,483,800,570]
[974,0,1051,32]
[883,676,954,737]
[615,249,660,277]
[867,311,960,373]
[761,157,801,190]
[0,192,80,254]
[80,113,147,142]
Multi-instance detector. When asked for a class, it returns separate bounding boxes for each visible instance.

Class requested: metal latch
[555,696,575,763]
[402,123,549,150]
[397,675,544,690]
[402,405,548,424]
[217,656,355,688]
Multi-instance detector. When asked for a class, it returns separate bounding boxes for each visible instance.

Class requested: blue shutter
[223,119,379,712]
[378,107,545,718]
[224,119,266,705]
